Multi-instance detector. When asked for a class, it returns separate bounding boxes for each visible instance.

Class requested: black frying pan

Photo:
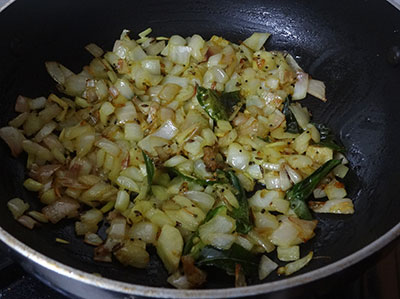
[0,0,399,298]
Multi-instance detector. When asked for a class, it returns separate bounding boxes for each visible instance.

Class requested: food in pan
[1,28,354,288]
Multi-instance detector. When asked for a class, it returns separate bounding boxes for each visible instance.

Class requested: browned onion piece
[181,255,207,288]
[0,126,26,157]
[17,215,38,229]
[42,197,80,224]
[29,164,61,183]
[15,95,31,113]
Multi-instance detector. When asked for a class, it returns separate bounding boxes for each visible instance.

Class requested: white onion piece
[169,35,186,46]
[207,53,223,68]
[29,97,47,110]
[264,173,281,190]
[243,32,271,51]
[113,40,128,59]
[7,198,29,219]
[64,74,87,96]
[45,61,65,84]
[164,155,188,167]
[114,79,134,99]
[258,255,278,280]
[285,165,302,184]
[141,59,161,75]
[129,45,147,61]
[95,138,121,156]
[145,41,166,56]
[15,95,30,113]
[262,162,281,171]
[227,143,250,170]
[167,272,191,289]
[333,164,349,179]
[169,45,191,65]
[138,135,168,156]
[289,103,310,129]
[277,252,313,276]
[307,79,327,102]
[151,120,179,140]
[313,187,327,199]
[309,198,354,214]
[193,159,213,179]
[85,43,104,58]
[285,53,303,73]
[292,72,309,100]
[18,215,37,229]
[162,75,189,88]
[279,169,292,191]
[185,191,215,211]
[211,67,228,84]
[45,61,73,85]
[9,112,29,128]
[188,34,204,61]
[247,164,263,179]
[115,102,137,124]
[34,121,57,143]
[334,152,349,165]
[0,126,26,157]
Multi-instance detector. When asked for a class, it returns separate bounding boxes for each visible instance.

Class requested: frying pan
[0,0,399,298]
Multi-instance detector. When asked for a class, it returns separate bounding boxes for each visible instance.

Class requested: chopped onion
[307,79,327,102]
[309,198,354,214]
[15,95,30,113]
[0,126,26,157]
[7,198,29,219]
[285,165,302,184]
[162,75,189,88]
[84,233,103,246]
[42,197,80,224]
[243,32,271,51]
[258,255,278,280]
[188,34,205,61]
[333,164,349,179]
[114,79,134,99]
[227,143,250,170]
[85,43,104,58]
[292,72,309,100]
[152,120,178,140]
[17,215,37,229]
[45,61,74,85]
[277,251,313,276]
[167,272,191,289]
[279,169,292,191]
[115,102,137,124]
[168,45,191,65]
[277,245,300,262]
[29,97,47,110]
[34,121,57,143]
[289,103,310,129]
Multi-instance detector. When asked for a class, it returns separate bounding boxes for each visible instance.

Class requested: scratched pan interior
[0,0,399,291]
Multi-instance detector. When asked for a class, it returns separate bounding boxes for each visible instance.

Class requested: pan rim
[0,223,399,298]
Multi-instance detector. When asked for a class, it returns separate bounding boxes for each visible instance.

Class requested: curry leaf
[167,167,222,186]
[196,244,259,276]
[226,171,252,234]
[183,206,227,258]
[285,159,341,220]
[283,96,301,134]
[196,86,243,121]
[142,151,155,193]
[313,123,346,153]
